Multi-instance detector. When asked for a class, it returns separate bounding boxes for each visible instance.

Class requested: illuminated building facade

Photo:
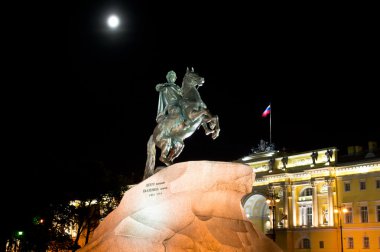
[239,141,380,252]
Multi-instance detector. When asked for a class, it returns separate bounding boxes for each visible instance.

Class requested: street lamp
[334,205,347,252]
[266,183,280,241]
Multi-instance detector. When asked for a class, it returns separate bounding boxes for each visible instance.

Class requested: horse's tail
[143,134,156,180]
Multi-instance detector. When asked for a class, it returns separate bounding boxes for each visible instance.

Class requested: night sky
[4,1,378,230]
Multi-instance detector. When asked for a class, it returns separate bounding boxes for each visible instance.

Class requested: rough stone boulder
[79,161,282,252]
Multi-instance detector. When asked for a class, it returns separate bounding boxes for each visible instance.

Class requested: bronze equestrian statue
[143,68,220,179]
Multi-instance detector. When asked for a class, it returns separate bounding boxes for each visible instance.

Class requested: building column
[284,182,289,228]
[312,181,319,227]
[292,185,297,227]
[299,206,304,226]
[327,179,334,226]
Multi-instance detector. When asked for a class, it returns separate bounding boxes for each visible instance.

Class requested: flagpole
[269,103,272,145]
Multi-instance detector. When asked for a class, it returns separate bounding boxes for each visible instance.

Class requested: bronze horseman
[144,68,220,179]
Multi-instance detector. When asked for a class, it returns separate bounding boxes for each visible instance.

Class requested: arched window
[301,188,313,196]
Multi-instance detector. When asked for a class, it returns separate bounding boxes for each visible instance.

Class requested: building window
[319,241,324,248]
[301,206,313,226]
[360,181,366,190]
[307,207,313,226]
[361,206,368,223]
[363,237,369,249]
[345,207,353,224]
[377,205,380,222]
[347,237,354,249]
[376,179,380,189]
[301,188,313,196]
[344,182,351,192]
[302,238,311,249]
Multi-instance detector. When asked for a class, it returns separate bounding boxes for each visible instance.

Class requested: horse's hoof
[159,157,172,167]
[212,130,220,139]
[155,166,166,173]
[164,160,173,166]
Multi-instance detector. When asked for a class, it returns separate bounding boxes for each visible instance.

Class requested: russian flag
[262,104,271,118]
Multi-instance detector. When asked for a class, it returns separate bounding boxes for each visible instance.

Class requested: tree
[47,190,123,252]
[47,202,75,251]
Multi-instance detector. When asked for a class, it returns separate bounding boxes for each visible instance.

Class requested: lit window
[347,237,354,249]
[301,206,313,226]
[363,236,369,249]
[345,207,353,224]
[319,241,324,248]
[344,182,351,192]
[307,207,313,226]
[361,206,368,223]
[360,181,366,190]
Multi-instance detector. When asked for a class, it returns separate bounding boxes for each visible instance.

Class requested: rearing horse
[143,68,220,179]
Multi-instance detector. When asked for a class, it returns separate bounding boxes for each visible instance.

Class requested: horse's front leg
[208,115,220,139]
[201,121,213,135]
[184,107,209,122]
[200,114,216,136]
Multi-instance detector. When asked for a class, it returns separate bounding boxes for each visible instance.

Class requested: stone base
[79,161,282,252]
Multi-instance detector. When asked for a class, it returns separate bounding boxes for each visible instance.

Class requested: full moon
[107,15,120,29]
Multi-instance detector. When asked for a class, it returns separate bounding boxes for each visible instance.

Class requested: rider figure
[156,70,188,124]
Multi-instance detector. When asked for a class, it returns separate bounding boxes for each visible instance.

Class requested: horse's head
[182,67,205,89]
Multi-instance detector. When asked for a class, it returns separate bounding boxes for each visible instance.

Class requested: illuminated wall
[240,147,380,252]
